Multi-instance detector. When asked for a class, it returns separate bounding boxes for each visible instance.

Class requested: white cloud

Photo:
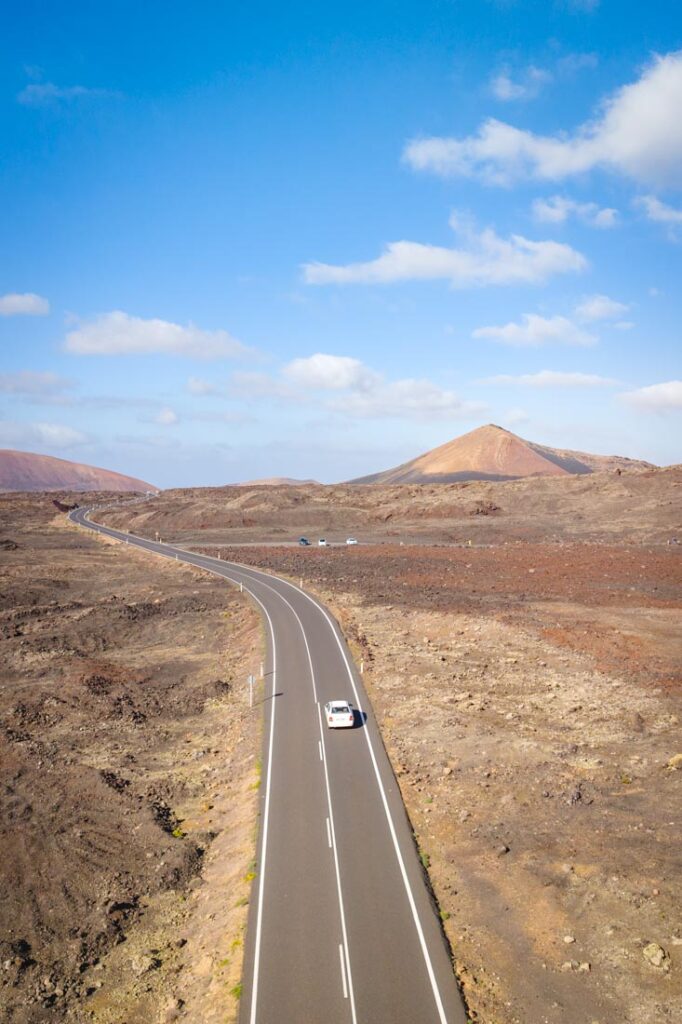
[404,51,682,187]
[0,420,89,449]
[283,354,380,391]
[18,82,117,105]
[491,66,551,102]
[613,320,635,331]
[0,371,75,396]
[0,292,50,316]
[621,380,682,412]
[303,219,586,288]
[473,313,596,347]
[65,311,251,360]
[155,407,179,426]
[232,354,483,421]
[532,195,619,227]
[329,378,485,420]
[482,370,620,387]
[635,195,682,238]
[575,294,630,321]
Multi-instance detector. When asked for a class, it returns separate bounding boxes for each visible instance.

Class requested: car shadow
[351,709,368,729]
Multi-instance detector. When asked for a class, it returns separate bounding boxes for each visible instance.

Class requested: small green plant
[235,896,249,907]
[621,774,632,785]
[172,826,186,839]
[439,910,450,922]
[230,983,243,1000]
[244,871,256,883]
[231,937,243,950]
[420,850,431,870]
[217,957,230,969]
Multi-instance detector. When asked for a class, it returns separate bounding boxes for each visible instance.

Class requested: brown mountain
[0,450,156,493]
[350,424,654,484]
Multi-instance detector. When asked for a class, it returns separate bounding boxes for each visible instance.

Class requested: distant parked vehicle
[318,538,327,546]
[345,537,358,545]
[298,537,311,546]
[324,700,355,728]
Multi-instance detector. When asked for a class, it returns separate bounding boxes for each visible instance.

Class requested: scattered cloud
[232,354,484,421]
[635,195,682,238]
[328,377,485,420]
[404,51,682,187]
[482,370,620,387]
[575,294,630,321]
[532,195,619,227]
[0,292,50,316]
[65,311,252,360]
[490,66,551,101]
[473,313,596,347]
[283,354,380,391]
[303,217,586,288]
[155,407,179,426]
[621,380,682,412]
[0,371,75,396]
[613,320,635,331]
[18,81,118,106]
[0,420,89,449]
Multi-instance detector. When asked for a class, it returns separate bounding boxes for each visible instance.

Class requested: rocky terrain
[0,494,262,1024]
[101,470,681,1024]
[0,450,155,492]
[99,464,680,547]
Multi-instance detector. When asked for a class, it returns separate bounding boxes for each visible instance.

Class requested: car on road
[324,700,355,728]
[318,538,327,546]
[298,537,310,546]
[345,537,358,545]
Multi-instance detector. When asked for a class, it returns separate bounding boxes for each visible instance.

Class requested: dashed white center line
[318,739,323,762]
[339,944,348,999]
[326,816,332,849]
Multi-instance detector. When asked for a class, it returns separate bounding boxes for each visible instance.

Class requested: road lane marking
[75,511,451,1024]
[339,944,348,999]
[234,564,452,1024]
[319,740,323,762]
[326,817,332,848]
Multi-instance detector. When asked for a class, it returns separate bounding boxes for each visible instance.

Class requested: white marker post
[248,673,255,708]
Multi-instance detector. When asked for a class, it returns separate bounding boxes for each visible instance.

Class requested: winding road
[70,505,467,1024]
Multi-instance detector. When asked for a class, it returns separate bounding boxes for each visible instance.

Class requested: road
[70,505,467,1024]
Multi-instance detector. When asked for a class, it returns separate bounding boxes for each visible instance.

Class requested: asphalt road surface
[70,505,467,1024]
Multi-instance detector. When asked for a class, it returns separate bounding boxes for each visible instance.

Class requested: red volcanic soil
[0,449,155,492]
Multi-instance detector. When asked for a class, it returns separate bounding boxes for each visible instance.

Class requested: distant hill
[234,477,319,487]
[349,425,654,484]
[0,449,156,493]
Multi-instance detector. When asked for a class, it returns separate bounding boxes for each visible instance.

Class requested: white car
[345,537,358,545]
[318,538,327,546]
[324,700,355,728]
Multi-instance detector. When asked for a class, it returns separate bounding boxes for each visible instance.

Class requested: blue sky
[1,0,680,486]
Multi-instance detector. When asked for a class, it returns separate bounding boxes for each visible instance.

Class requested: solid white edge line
[339,944,348,999]
[209,555,452,1024]
[326,816,332,849]
[104,528,446,1024]
[319,740,323,762]
[71,508,279,1024]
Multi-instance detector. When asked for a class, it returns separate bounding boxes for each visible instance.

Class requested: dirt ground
[98,469,682,1024]
[0,494,263,1024]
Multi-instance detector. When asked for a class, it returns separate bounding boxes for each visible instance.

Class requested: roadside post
[248,673,255,708]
